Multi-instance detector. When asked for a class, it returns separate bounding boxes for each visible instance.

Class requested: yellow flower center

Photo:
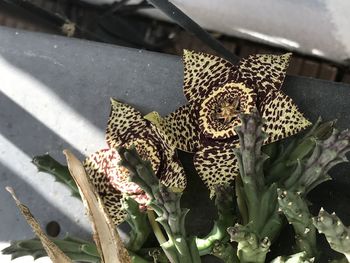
[215,99,241,124]
[198,82,256,140]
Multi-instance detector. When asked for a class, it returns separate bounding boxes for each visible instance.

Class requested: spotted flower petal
[183,49,237,102]
[261,90,312,144]
[83,149,130,225]
[106,98,147,148]
[150,125,188,190]
[157,51,310,195]
[193,142,240,196]
[161,150,187,191]
[145,103,201,152]
[236,53,292,100]
[107,99,186,186]
[123,138,161,174]
[85,99,187,224]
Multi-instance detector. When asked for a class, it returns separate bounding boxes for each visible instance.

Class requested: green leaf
[32,154,80,198]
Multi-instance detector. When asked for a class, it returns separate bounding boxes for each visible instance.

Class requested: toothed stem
[285,129,350,194]
[286,118,336,165]
[32,154,80,199]
[1,236,153,263]
[231,110,280,262]
[265,119,335,186]
[270,251,315,263]
[210,240,239,263]
[195,185,236,256]
[277,189,318,258]
[118,147,201,263]
[122,197,151,252]
[313,209,350,262]
[1,236,100,263]
[227,223,271,263]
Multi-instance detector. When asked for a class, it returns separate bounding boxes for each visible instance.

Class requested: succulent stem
[1,236,100,263]
[147,209,167,245]
[32,154,80,198]
[285,128,350,194]
[1,236,153,263]
[122,197,152,252]
[231,110,280,262]
[118,147,201,263]
[211,240,239,263]
[277,189,318,258]
[195,185,236,256]
[313,209,350,262]
[264,119,335,186]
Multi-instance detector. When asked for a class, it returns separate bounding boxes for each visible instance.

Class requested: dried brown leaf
[6,186,73,263]
[63,149,131,263]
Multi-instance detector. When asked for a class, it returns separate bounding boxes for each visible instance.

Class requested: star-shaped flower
[83,99,186,224]
[146,50,311,195]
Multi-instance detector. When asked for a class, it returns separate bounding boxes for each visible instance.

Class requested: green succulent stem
[313,209,350,262]
[211,240,239,263]
[286,118,335,165]
[231,110,280,262]
[122,196,152,252]
[277,189,318,258]
[284,128,350,194]
[264,118,335,186]
[32,154,80,198]
[1,235,152,263]
[232,112,349,262]
[147,209,167,245]
[229,224,271,263]
[118,147,201,263]
[195,185,236,256]
[270,251,315,263]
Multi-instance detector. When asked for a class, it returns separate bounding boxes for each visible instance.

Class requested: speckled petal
[236,53,291,99]
[183,49,237,102]
[123,138,161,175]
[160,146,187,191]
[145,104,202,152]
[193,143,239,196]
[83,148,149,224]
[260,90,312,144]
[101,186,127,225]
[106,98,147,148]
[84,148,142,194]
[83,149,126,225]
[145,124,187,190]
[160,158,187,191]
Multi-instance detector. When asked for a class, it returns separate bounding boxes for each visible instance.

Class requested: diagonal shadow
[0,162,91,241]
[0,92,93,242]
[0,91,82,162]
[0,26,186,121]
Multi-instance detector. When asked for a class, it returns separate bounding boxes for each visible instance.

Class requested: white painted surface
[83,0,350,63]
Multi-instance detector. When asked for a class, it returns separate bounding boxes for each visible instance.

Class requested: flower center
[215,98,241,124]
[198,82,256,140]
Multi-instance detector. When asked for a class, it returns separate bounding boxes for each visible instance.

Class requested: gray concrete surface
[0,26,350,262]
